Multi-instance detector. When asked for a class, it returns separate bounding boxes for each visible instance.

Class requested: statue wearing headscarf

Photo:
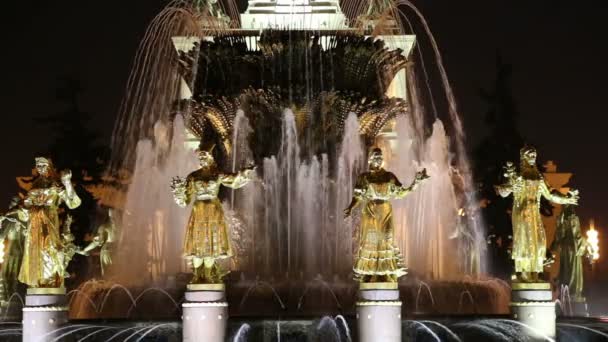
[549,205,590,301]
[18,157,81,288]
[171,143,255,284]
[496,146,578,282]
[344,148,428,283]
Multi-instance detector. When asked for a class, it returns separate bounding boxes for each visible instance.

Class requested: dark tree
[36,77,110,182]
[474,55,524,279]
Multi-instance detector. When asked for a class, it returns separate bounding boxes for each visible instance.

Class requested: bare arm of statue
[79,236,103,255]
[220,165,256,189]
[540,181,579,205]
[495,161,516,198]
[171,175,192,207]
[60,169,82,209]
[344,175,366,218]
[394,169,428,199]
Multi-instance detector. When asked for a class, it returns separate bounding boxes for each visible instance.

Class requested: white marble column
[356,283,402,342]
[182,284,228,342]
[22,287,68,342]
[510,282,556,339]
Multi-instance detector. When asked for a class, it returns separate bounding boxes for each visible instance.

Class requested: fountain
[99,0,491,338]
[92,0,487,333]
[109,0,485,288]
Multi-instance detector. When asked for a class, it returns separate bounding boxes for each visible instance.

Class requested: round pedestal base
[356,283,402,342]
[510,282,556,339]
[182,284,228,342]
[22,288,68,342]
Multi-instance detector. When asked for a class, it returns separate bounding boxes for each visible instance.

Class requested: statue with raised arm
[18,157,81,288]
[549,205,591,301]
[344,148,429,283]
[59,215,86,281]
[81,209,118,276]
[0,196,28,298]
[449,207,482,276]
[171,142,255,284]
[495,146,578,282]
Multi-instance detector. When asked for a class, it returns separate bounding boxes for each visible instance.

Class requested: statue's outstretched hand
[567,190,580,205]
[170,177,186,193]
[503,161,516,179]
[60,169,73,185]
[415,168,430,183]
[244,164,257,177]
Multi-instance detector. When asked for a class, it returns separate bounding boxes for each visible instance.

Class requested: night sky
[1,1,607,264]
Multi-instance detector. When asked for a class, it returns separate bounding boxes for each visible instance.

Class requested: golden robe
[180,169,251,260]
[19,182,80,287]
[353,169,408,279]
[550,212,588,300]
[498,175,572,273]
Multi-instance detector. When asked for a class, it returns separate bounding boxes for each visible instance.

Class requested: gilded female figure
[549,205,590,300]
[19,157,81,288]
[82,209,118,276]
[0,197,28,297]
[172,144,255,284]
[496,146,578,282]
[344,148,428,283]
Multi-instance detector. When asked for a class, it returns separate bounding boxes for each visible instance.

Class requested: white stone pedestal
[510,282,556,339]
[182,283,228,342]
[356,283,402,342]
[22,287,68,342]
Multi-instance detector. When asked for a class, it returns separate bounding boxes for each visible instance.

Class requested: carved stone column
[22,287,68,342]
[182,284,228,342]
[510,282,556,339]
[356,282,402,342]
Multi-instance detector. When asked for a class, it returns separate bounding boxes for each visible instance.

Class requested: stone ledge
[186,283,225,291]
[26,287,66,295]
[510,301,556,307]
[182,302,229,308]
[22,306,69,312]
[359,282,398,290]
[511,282,551,291]
[356,300,402,307]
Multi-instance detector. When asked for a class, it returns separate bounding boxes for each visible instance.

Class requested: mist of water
[115,115,197,284]
[388,117,460,278]
[235,111,364,277]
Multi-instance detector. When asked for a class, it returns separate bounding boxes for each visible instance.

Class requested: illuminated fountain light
[0,240,5,264]
[586,221,600,261]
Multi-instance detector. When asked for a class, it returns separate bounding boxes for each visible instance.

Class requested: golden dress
[0,208,27,296]
[180,169,251,260]
[82,215,118,276]
[498,174,573,274]
[550,208,588,300]
[19,178,81,287]
[352,169,409,279]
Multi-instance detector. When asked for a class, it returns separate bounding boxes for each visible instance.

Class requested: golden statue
[81,209,118,276]
[549,205,591,301]
[18,157,81,288]
[0,197,28,298]
[496,146,578,282]
[59,215,85,280]
[171,144,255,284]
[344,148,429,283]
